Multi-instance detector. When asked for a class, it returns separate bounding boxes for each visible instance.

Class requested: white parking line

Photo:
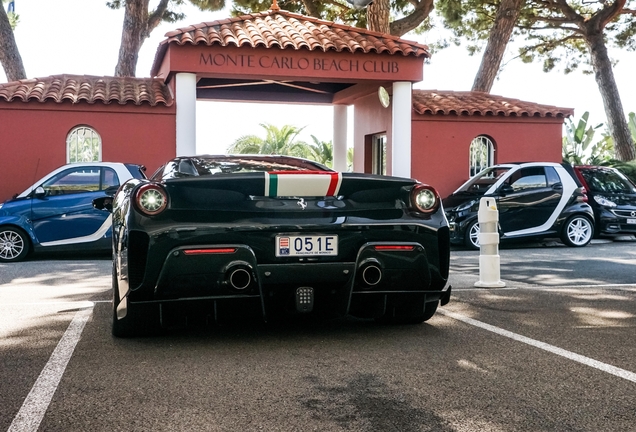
[438,309,636,384]
[7,305,94,432]
[0,300,109,306]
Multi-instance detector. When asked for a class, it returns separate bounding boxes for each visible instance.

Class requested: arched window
[67,126,102,163]
[469,135,494,177]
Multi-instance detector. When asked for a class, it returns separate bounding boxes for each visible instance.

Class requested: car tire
[464,220,480,250]
[561,215,593,247]
[111,263,159,338]
[0,226,30,263]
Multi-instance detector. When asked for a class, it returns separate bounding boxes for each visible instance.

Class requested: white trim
[18,163,134,198]
[391,82,412,178]
[333,105,348,172]
[39,216,112,247]
[175,72,197,156]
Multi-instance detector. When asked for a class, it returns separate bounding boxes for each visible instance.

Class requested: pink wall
[0,101,176,202]
[352,92,393,173]
[352,95,565,198]
[411,115,564,198]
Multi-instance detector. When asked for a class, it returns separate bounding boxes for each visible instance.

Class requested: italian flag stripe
[264,172,342,197]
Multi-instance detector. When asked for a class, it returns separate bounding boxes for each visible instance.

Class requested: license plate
[627,219,636,225]
[276,235,338,257]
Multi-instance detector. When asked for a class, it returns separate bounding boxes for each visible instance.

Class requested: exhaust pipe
[359,259,382,286]
[224,261,253,290]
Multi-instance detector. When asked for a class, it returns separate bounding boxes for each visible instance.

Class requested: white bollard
[474,197,505,288]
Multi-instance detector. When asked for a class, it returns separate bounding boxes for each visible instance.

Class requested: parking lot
[1,241,635,432]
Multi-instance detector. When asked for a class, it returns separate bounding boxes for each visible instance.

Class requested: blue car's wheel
[0,227,30,263]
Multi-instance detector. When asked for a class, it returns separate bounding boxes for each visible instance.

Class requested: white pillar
[333,105,348,172]
[175,73,197,156]
[391,81,412,178]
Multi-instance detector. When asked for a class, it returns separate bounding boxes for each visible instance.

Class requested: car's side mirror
[498,184,514,196]
[34,186,46,199]
[93,197,113,213]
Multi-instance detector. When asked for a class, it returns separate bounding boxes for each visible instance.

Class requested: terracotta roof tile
[412,90,573,118]
[0,74,173,106]
[152,9,429,76]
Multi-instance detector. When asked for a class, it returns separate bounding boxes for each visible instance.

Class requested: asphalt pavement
[1,239,635,432]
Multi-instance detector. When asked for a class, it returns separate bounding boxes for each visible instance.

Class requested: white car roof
[18,162,137,198]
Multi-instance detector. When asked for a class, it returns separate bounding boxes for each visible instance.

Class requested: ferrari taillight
[135,183,168,216]
[410,184,439,214]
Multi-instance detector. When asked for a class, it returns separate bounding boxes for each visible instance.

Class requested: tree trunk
[301,0,321,18]
[472,0,523,92]
[585,31,635,161]
[0,4,26,81]
[115,0,149,77]
[367,0,390,33]
[389,0,434,37]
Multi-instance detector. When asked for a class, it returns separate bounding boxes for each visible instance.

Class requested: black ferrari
[94,155,451,337]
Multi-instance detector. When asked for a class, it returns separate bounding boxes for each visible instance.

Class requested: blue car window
[42,168,101,196]
[102,168,120,190]
[545,167,561,187]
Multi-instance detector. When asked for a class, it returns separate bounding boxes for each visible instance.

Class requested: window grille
[67,126,102,163]
[469,136,494,177]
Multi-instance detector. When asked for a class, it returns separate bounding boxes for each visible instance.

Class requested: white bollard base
[475,254,506,288]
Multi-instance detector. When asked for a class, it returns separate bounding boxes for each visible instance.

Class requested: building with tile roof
[0,6,571,201]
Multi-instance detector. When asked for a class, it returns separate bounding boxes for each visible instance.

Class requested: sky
[3,0,636,155]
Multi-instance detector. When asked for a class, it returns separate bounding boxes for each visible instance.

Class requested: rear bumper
[124,237,450,320]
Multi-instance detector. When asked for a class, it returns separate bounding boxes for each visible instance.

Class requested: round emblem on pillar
[378,86,390,108]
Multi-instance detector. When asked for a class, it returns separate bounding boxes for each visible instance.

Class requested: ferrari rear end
[105,156,451,336]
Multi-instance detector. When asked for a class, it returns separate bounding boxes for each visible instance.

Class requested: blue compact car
[0,162,145,262]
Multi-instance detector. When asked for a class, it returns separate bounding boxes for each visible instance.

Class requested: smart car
[443,162,595,249]
[0,162,145,262]
[572,165,636,237]
[93,155,452,336]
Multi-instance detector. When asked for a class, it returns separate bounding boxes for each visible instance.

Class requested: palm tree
[227,123,308,157]
[307,135,333,167]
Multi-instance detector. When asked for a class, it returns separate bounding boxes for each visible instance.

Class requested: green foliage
[563,112,636,179]
[587,112,636,164]
[106,0,225,24]
[226,124,355,171]
[230,0,367,28]
[307,135,333,168]
[226,123,310,157]
[436,0,636,75]
[562,111,604,164]
[2,0,18,29]
[230,0,433,35]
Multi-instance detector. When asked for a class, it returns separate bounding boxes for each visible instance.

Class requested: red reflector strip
[373,245,415,251]
[183,248,237,255]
